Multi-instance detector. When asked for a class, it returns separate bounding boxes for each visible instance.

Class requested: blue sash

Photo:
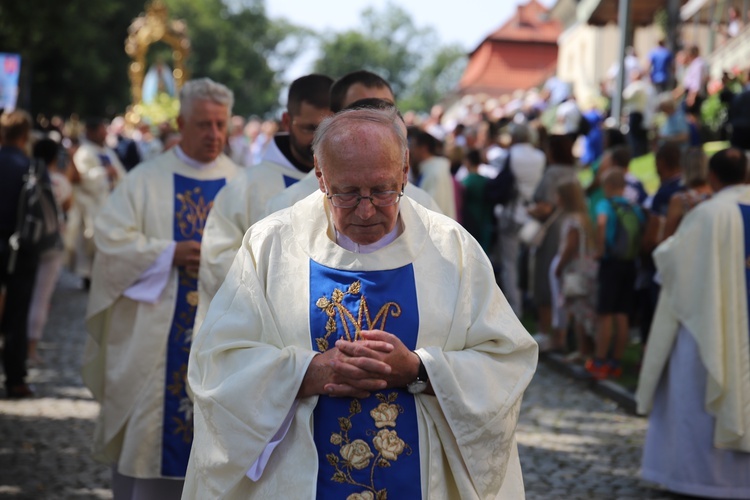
[161,173,226,477]
[283,174,299,188]
[309,260,422,499]
[739,205,750,333]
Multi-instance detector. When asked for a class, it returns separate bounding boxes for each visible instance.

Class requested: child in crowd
[551,181,598,359]
[587,168,645,379]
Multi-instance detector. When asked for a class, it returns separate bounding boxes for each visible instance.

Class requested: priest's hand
[298,339,395,399]
[356,330,421,389]
[173,240,201,274]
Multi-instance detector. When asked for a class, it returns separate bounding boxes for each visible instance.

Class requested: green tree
[311,2,466,112]
[0,0,311,119]
[0,0,143,117]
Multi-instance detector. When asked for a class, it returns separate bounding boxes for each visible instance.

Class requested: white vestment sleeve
[123,242,176,303]
[245,400,299,481]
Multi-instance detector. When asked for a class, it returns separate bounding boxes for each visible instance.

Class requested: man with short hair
[330,70,394,113]
[70,117,127,287]
[82,78,239,499]
[185,107,537,498]
[648,39,674,93]
[0,110,39,398]
[408,128,457,219]
[200,74,333,303]
[637,148,750,497]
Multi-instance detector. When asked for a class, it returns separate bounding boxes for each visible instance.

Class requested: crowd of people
[1,37,750,497]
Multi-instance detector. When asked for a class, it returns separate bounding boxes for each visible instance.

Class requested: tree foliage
[312,2,466,112]
[0,0,464,119]
[0,0,311,119]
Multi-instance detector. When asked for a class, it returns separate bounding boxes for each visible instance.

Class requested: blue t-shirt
[595,196,646,254]
[650,176,685,216]
[649,46,673,85]
[581,110,604,166]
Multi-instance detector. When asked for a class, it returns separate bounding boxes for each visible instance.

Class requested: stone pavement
[0,270,680,499]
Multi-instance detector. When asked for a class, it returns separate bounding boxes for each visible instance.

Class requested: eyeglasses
[326,185,404,208]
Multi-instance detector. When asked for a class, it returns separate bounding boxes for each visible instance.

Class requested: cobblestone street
[0,271,678,499]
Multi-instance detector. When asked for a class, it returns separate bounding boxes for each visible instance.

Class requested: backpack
[484,151,517,207]
[7,159,61,273]
[607,199,643,261]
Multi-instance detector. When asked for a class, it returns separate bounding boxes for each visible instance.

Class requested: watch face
[407,380,428,394]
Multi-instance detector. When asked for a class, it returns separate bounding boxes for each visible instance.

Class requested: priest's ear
[314,155,326,193]
[281,112,291,132]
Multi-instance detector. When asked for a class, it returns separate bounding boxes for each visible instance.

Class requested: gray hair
[312,107,407,173]
[682,147,708,187]
[179,78,234,118]
[509,122,532,145]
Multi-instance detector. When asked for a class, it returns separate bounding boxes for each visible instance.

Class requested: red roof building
[457,0,562,96]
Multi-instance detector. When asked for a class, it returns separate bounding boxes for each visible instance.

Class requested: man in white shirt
[70,118,127,286]
[489,123,546,317]
[200,74,334,304]
[407,128,457,219]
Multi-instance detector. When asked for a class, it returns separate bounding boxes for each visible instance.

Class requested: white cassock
[199,135,308,310]
[417,156,457,220]
[264,171,443,217]
[82,149,238,479]
[636,185,750,498]
[69,139,127,279]
[185,191,538,499]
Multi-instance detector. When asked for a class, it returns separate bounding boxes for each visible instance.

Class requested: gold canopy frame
[125,0,190,119]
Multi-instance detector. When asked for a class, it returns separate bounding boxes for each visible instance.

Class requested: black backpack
[7,159,61,273]
[484,151,517,207]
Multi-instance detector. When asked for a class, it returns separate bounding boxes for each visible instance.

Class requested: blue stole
[310,260,422,499]
[161,173,226,477]
[283,174,299,188]
[739,205,750,326]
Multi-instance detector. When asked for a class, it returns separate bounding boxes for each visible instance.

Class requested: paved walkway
[0,271,679,499]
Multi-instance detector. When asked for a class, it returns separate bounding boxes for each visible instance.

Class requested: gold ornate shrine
[125,0,190,122]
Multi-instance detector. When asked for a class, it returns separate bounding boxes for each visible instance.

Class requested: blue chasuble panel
[283,174,299,188]
[739,205,750,335]
[309,261,422,499]
[161,173,226,477]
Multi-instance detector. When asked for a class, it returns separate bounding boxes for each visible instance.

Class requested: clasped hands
[298,330,420,399]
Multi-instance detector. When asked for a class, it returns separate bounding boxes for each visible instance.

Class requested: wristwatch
[406,352,429,394]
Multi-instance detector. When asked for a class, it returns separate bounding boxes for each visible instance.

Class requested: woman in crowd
[527,133,578,350]
[27,138,72,364]
[662,147,712,240]
[551,180,597,361]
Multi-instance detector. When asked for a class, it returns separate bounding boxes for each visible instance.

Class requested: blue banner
[0,53,21,112]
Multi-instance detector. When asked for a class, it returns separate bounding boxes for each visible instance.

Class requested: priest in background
[82,78,239,500]
[637,147,750,498]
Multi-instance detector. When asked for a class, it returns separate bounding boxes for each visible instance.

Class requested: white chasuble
[185,191,538,499]
[199,156,308,315]
[83,150,238,478]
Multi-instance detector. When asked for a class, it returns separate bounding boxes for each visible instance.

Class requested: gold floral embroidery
[315,280,401,352]
[175,186,214,239]
[327,393,411,499]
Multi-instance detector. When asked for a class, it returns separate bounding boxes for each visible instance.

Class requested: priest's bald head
[313,108,409,246]
[177,77,234,163]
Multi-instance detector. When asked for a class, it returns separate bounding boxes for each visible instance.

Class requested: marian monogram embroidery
[175,186,213,239]
[314,280,402,352]
[327,393,412,500]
